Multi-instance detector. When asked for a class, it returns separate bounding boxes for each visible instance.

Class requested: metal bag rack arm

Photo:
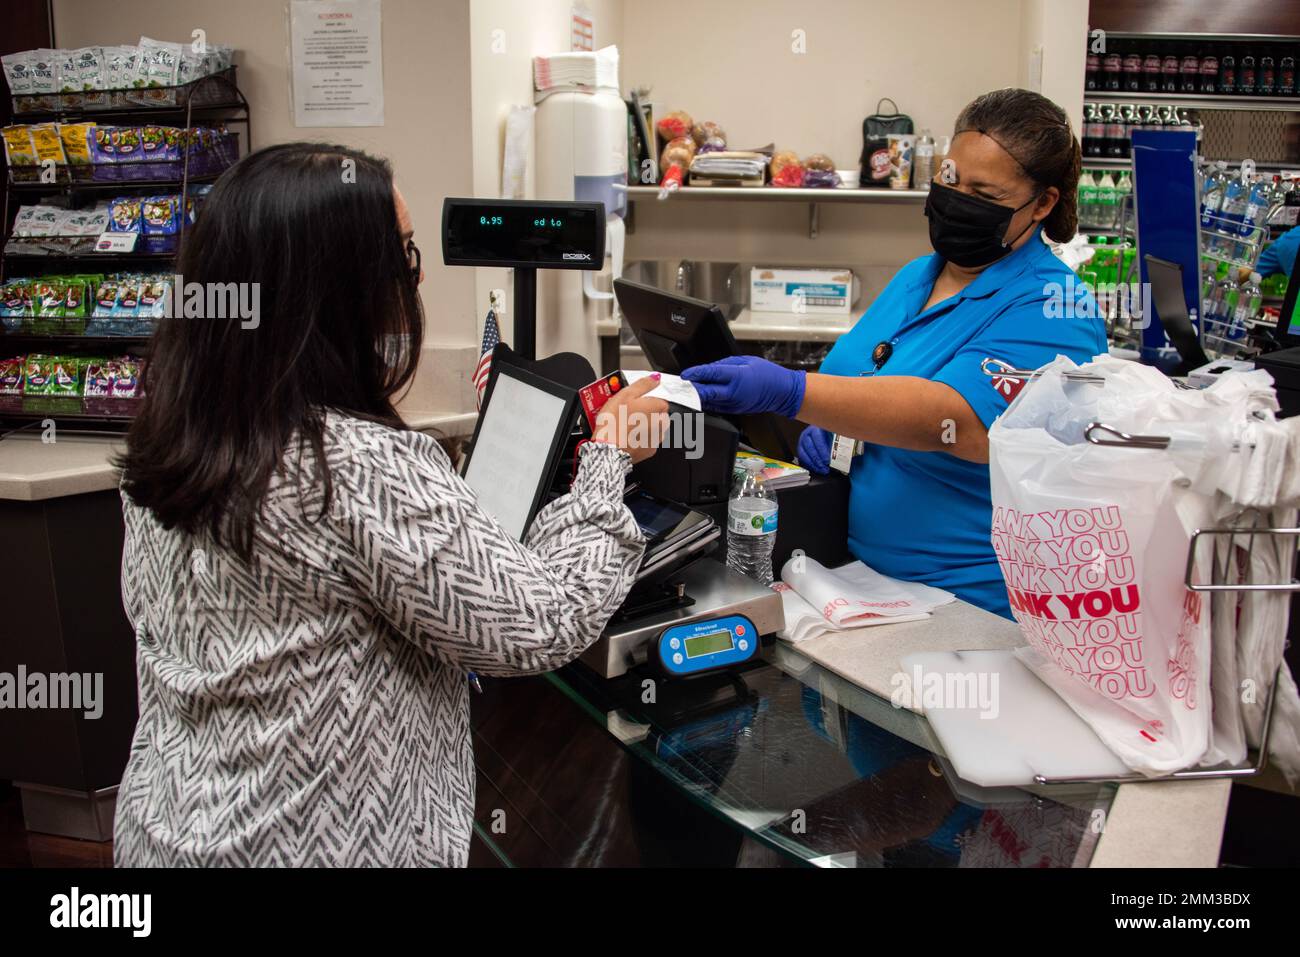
[982,358,1291,786]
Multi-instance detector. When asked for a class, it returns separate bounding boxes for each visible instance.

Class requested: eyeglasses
[405,238,421,282]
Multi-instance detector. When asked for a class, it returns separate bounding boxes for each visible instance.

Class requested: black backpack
[858,98,913,188]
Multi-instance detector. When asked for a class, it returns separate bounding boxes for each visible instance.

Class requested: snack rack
[981,359,1294,786]
[1,67,251,434]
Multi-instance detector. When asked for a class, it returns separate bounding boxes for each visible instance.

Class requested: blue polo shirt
[819,230,1106,619]
[1258,226,1300,278]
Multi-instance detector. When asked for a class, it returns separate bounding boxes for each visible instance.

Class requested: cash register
[444,199,783,681]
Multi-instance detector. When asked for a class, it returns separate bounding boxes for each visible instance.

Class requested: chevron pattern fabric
[113,415,644,867]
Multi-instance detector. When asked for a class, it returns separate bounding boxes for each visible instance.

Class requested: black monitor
[1145,254,1211,375]
[614,278,738,374]
[1274,238,1300,346]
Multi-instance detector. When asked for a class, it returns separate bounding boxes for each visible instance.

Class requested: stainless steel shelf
[1086,91,1300,112]
[626,185,929,204]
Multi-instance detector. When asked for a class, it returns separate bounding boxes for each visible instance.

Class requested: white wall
[618,0,1090,311]
[467,0,625,348]
[51,0,478,414]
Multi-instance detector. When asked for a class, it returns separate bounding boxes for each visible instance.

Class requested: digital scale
[581,559,783,679]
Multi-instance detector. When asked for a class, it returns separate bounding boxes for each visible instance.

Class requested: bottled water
[1219,170,1250,238]
[727,458,777,585]
[1238,177,1275,239]
[1199,163,1227,232]
[1230,273,1263,341]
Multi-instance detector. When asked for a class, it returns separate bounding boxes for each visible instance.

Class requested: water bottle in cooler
[726,458,778,585]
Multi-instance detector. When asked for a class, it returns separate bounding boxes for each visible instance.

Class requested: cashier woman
[683,89,1107,620]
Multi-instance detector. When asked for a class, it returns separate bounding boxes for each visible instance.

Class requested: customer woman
[113,143,667,867]
[683,89,1107,619]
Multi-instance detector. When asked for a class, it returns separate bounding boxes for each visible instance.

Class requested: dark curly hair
[954,88,1082,242]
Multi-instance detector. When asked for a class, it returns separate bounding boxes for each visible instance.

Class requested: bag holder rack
[980,358,1291,786]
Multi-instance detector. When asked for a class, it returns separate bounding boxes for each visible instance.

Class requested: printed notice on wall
[290,0,384,127]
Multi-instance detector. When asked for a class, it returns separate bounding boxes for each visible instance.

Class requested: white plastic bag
[989,355,1226,775]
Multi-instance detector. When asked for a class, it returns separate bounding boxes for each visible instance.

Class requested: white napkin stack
[533,45,620,93]
[773,556,954,643]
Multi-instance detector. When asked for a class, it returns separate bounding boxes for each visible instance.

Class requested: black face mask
[924,182,1040,268]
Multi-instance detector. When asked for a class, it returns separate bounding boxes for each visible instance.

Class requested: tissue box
[750,267,856,317]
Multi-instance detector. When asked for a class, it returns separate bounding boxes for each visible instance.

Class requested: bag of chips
[1,126,37,167]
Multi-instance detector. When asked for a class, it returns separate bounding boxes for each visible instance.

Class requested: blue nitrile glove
[680,355,806,417]
[797,426,833,475]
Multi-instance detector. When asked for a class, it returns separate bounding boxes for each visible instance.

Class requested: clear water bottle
[1231,273,1263,340]
[1219,170,1250,238]
[1199,163,1227,232]
[727,458,777,585]
[1238,176,1275,239]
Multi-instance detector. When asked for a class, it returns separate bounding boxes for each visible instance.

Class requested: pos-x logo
[670,311,687,326]
[561,252,592,261]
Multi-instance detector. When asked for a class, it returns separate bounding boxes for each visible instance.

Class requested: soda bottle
[1103,106,1125,158]
[1103,47,1123,91]
[1240,53,1257,95]
[1083,104,1103,157]
[1079,170,1099,229]
[1280,51,1296,97]
[1200,48,1219,94]
[1143,47,1163,93]
[1162,45,1181,93]
[1123,45,1143,92]
[726,458,777,585]
[1260,53,1277,95]
[1097,171,1118,230]
[1115,170,1132,227]
[1085,44,1100,91]
[1180,44,1201,93]
[1219,50,1237,94]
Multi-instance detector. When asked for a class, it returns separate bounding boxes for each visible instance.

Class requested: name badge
[829,433,862,475]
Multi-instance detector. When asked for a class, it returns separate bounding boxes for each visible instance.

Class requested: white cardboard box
[750,267,857,317]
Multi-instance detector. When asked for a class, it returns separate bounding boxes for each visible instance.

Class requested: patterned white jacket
[113,415,643,867]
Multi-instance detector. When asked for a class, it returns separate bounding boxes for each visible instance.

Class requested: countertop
[0,409,480,502]
[775,601,1231,868]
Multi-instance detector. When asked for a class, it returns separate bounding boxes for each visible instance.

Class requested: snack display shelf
[6,170,227,194]
[0,333,151,349]
[8,67,247,122]
[1,68,251,434]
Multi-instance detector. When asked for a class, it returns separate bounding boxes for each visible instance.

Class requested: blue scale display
[655,614,757,677]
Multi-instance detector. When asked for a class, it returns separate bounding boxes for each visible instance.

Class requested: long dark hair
[954,88,1082,242]
[118,142,423,560]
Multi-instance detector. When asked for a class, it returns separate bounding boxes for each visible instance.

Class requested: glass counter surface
[543,640,1116,868]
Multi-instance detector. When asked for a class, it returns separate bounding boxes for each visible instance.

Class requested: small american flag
[473,310,503,409]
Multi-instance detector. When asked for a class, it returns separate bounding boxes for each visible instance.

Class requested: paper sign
[95,232,137,253]
[290,0,385,128]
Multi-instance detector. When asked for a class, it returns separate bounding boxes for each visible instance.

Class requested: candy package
[26,50,60,111]
[29,124,68,166]
[109,357,142,399]
[59,122,95,165]
[0,357,24,396]
[108,197,142,232]
[82,358,113,399]
[46,357,81,397]
[1,126,37,167]
[1,52,35,98]
[141,195,180,235]
[23,356,55,395]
